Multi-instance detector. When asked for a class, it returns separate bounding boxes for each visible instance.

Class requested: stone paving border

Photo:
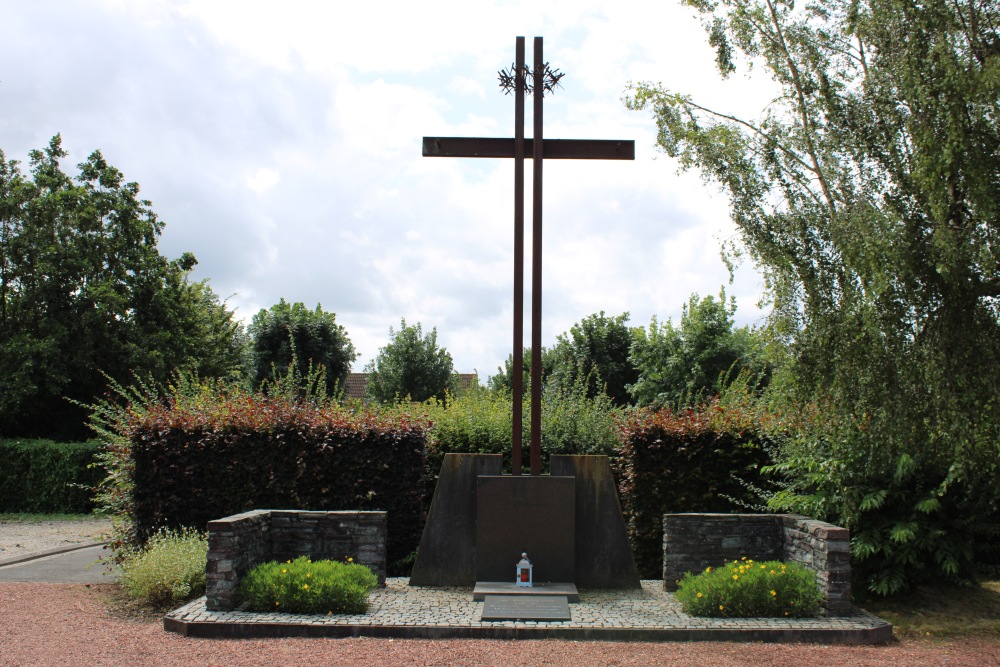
[164,579,893,644]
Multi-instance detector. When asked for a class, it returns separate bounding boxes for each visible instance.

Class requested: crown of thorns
[498,63,565,96]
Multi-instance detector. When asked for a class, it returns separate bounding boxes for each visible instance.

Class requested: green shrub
[239,556,377,614]
[763,396,1000,596]
[675,557,822,618]
[0,439,104,513]
[119,526,208,605]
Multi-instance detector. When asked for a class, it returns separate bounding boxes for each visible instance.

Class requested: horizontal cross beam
[423,137,635,160]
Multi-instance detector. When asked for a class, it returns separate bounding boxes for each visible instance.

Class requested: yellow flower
[760,565,766,569]
[286,560,291,564]
[770,570,776,575]
[328,611,333,615]
[696,592,703,598]
[347,557,353,563]
[306,573,311,578]
[275,601,280,606]
[303,584,309,590]
[282,569,287,574]
[732,575,739,580]
[719,605,725,611]
[741,557,747,561]
[770,590,777,597]
[705,566,712,573]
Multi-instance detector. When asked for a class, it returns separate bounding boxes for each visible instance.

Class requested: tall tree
[546,311,639,406]
[629,291,764,408]
[487,346,556,395]
[365,319,454,404]
[626,0,1000,593]
[0,135,246,439]
[248,299,356,394]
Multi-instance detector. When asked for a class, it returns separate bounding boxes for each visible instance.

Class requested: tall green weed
[423,378,622,476]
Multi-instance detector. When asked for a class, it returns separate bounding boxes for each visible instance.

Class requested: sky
[1,0,777,379]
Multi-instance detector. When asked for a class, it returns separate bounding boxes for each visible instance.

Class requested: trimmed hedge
[0,439,103,513]
[615,402,773,578]
[126,394,429,574]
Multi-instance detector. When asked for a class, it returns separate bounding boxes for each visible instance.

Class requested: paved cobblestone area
[165,579,893,643]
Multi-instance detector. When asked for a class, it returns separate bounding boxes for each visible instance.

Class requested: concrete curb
[163,617,895,644]
[0,541,109,568]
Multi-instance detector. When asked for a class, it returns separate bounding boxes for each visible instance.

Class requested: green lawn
[861,581,1000,638]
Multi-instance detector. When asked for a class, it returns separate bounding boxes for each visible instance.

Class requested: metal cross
[422,36,634,476]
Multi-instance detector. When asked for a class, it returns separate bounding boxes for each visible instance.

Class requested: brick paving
[165,579,893,643]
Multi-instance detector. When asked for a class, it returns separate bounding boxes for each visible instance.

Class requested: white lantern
[515,552,533,587]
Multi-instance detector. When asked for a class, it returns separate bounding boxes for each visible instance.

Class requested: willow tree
[627,0,1000,594]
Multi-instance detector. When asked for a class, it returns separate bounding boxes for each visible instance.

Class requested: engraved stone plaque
[481,594,572,621]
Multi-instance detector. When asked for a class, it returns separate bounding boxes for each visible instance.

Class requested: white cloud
[3,0,776,377]
[246,168,281,194]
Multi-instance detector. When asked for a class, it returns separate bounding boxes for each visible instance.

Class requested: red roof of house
[341,372,478,402]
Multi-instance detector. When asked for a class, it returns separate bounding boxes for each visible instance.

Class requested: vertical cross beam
[529,37,544,476]
[511,37,525,476]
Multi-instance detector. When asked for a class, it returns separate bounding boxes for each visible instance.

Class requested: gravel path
[3,583,998,666]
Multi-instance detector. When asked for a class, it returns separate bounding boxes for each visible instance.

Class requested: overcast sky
[2,0,776,379]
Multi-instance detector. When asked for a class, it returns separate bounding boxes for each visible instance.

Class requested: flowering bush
[675,557,822,618]
[238,556,377,615]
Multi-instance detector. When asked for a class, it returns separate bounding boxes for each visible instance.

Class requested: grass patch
[861,581,1000,637]
[0,512,104,523]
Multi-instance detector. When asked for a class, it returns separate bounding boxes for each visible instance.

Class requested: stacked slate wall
[206,510,386,611]
[663,513,852,616]
[780,514,852,616]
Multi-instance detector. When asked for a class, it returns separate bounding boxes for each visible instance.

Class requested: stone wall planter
[663,513,851,616]
[206,509,386,611]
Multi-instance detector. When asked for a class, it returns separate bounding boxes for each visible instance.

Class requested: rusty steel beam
[422,137,634,160]
[512,36,525,477]
[530,36,544,477]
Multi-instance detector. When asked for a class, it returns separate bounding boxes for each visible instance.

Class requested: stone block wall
[781,515,852,615]
[663,513,852,616]
[206,510,272,611]
[206,509,387,611]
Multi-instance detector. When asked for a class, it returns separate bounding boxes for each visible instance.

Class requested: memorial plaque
[481,594,572,621]
[475,475,575,583]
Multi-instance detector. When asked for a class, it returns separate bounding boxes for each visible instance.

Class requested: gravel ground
[2,583,999,667]
[0,517,111,560]
[1,520,998,666]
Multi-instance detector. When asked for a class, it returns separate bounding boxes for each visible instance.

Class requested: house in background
[341,373,479,403]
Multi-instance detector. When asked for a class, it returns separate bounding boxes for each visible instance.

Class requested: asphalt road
[0,544,118,583]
